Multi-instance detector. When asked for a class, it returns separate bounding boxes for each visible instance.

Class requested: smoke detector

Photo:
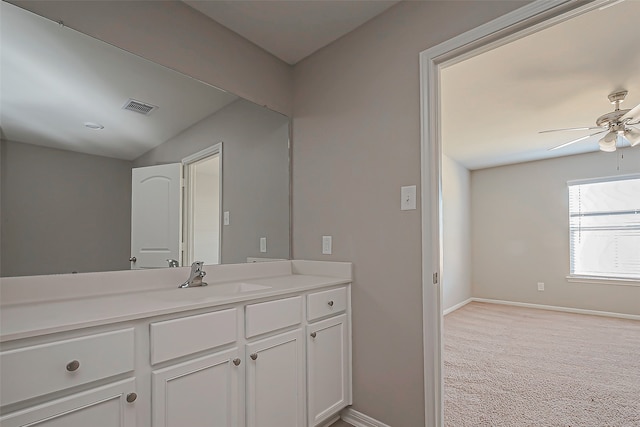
[84,122,104,130]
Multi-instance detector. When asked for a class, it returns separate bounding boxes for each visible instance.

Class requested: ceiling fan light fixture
[624,127,640,147]
[598,133,617,152]
[603,130,617,143]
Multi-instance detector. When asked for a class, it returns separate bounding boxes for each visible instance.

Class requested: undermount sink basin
[181,281,272,295]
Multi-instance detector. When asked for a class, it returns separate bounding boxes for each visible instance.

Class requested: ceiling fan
[542,90,640,152]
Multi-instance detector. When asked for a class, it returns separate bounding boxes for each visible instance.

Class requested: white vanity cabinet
[0,379,137,427]
[152,349,242,427]
[306,287,351,427]
[0,329,137,427]
[150,309,241,427]
[245,296,305,427]
[0,269,352,427]
[245,329,305,427]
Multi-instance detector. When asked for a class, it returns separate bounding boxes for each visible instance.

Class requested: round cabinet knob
[233,358,241,366]
[310,332,317,338]
[126,393,137,403]
[250,353,258,361]
[66,360,80,372]
[129,257,137,262]
[328,300,334,307]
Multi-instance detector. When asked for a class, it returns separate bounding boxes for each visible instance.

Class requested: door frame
[182,143,223,265]
[418,0,615,425]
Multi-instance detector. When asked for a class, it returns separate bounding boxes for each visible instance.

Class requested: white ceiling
[442,0,640,170]
[0,1,238,161]
[183,0,400,64]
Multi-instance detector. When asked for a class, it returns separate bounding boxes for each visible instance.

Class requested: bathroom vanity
[0,260,352,427]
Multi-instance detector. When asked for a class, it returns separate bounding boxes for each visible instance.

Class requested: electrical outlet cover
[322,236,332,255]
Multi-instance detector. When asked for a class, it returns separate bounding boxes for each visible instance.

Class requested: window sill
[566,275,640,287]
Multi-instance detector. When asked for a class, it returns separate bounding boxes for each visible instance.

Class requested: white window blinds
[568,175,640,280]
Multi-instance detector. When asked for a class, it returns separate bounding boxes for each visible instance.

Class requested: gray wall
[291,1,528,425]
[471,148,640,316]
[442,155,472,311]
[1,140,132,276]
[11,0,293,116]
[134,99,290,264]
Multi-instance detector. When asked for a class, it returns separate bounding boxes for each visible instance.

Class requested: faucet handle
[178,261,208,288]
[189,261,204,276]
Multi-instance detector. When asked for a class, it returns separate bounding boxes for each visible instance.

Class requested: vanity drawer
[245,296,302,338]
[150,308,237,365]
[0,328,134,406]
[307,287,348,321]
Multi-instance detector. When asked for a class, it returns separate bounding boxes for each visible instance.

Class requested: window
[568,175,640,281]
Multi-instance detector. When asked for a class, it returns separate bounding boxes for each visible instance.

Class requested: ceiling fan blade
[539,126,602,134]
[621,102,640,123]
[624,126,640,147]
[548,130,606,151]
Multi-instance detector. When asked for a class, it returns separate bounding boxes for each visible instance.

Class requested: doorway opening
[183,143,223,266]
[419,0,630,425]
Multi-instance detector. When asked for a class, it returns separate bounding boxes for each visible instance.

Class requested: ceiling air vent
[122,99,158,116]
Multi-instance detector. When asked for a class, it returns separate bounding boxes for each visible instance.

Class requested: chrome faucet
[179,261,208,288]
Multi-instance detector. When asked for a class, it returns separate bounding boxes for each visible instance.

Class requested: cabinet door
[152,348,241,427]
[0,378,136,427]
[246,329,305,427]
[307,314,349,426]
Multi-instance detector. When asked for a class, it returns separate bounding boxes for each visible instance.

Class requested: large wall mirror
[0,2,291,277]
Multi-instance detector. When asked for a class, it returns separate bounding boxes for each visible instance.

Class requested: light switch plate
[260,237,267,253]
[401,185,417,210]
[322,236,332,255]
[223,211,230,225]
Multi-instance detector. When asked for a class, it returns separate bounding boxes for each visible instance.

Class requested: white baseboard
[340,408,391,427]
[443,297,473,315]
[319,415,341,427]
[471,298,640,321]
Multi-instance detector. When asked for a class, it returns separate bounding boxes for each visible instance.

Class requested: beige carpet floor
[444,302,640,427]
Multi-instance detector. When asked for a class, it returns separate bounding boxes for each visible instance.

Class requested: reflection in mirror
[182,145,223,267]
[0,2,291,277]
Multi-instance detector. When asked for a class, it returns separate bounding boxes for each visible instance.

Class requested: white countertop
[0,261,352,342]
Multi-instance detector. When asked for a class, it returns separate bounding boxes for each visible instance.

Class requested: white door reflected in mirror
[130,164,182,269]
[130,145,222,270]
